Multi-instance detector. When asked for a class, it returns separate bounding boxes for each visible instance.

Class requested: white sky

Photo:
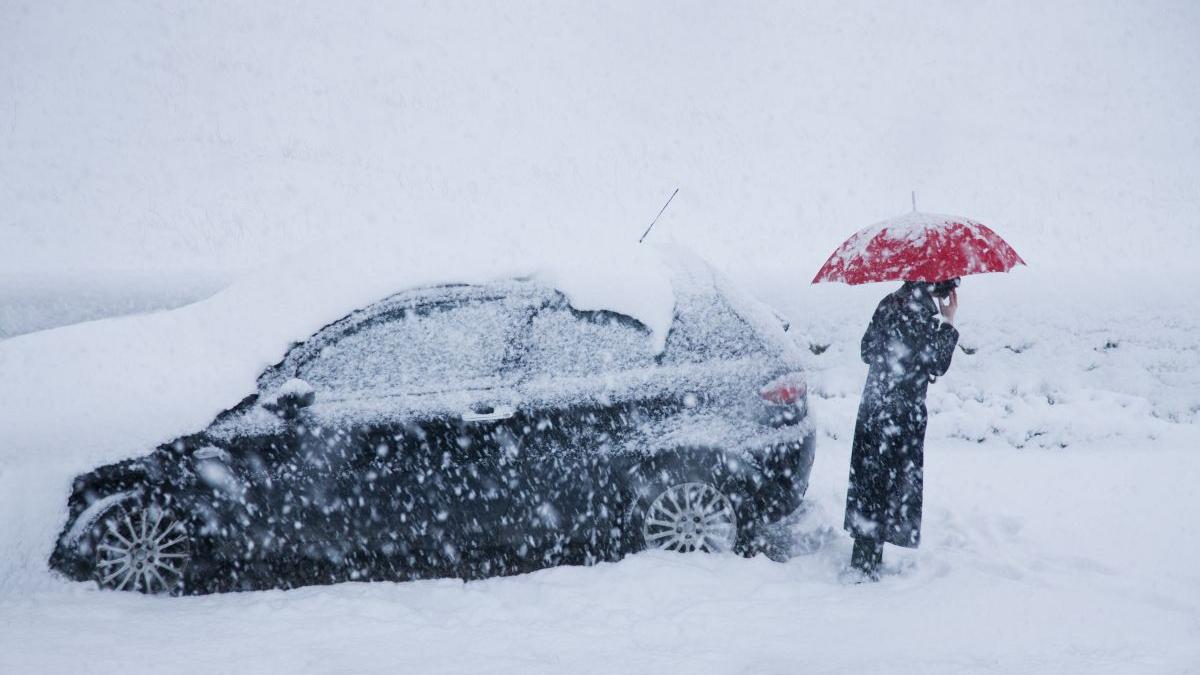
[2,0,1198,282]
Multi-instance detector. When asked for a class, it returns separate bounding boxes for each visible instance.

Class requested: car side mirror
[262,377,315,417]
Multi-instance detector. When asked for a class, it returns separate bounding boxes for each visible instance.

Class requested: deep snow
[2,273,1199,673]
[3,438,1198,674]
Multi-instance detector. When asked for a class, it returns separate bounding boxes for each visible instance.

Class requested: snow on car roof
[0,235,688,466]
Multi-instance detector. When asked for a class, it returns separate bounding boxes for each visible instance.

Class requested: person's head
[930,277,960,299]
[903,277,960,299]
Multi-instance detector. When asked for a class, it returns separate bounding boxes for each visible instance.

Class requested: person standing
[843,278,960,580]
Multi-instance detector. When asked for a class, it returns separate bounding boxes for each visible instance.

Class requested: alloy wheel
[95,504,191,595]
[642,482,738,553]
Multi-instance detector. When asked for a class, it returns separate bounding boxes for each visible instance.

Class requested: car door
[510,294,663,563]
[292,285,537,577]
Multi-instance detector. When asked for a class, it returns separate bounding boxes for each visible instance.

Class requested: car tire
[631,480,740,553]
[622,451,763,555]
[92,499,193,595]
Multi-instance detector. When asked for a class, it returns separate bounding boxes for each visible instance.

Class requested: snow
[3,0,1200,672]
[533,243,676,352]
[59,490,138,547]
[275,378,314,399]
[3,272,1199,672]
[3,439,1198,674]
[787,278,1200,450]
[0,236,679,462]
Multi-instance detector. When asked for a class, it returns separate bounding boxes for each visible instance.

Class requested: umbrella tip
[911,190,917,213]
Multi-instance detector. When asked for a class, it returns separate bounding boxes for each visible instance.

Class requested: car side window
[521,297,657,377]
[296,294,528,396]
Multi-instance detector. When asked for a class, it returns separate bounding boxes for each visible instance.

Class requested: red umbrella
[812,212,1025,285]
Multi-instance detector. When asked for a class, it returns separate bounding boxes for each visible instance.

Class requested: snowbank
[0,234,676,460]
[773,272,1200,451]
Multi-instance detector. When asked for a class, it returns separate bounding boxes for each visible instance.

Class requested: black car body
[49,257,815,594]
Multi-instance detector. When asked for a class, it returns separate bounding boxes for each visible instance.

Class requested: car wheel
[94,502,192,595]
[636,481,739,553]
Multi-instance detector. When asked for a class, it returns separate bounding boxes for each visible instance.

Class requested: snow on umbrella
[812,212,1026,285]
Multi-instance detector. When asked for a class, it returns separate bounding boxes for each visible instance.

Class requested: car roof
[255,253,798,394]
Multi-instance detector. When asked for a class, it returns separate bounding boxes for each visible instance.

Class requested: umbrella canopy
[812,212,1025,285]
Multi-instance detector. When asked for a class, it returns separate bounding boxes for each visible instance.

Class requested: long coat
[844,283,958,548]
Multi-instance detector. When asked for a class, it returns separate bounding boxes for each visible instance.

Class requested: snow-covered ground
[3,438,1198,675]
[2,274,1198,673]
[3,1,1199,672]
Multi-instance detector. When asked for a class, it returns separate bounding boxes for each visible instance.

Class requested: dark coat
[844,283,958,548]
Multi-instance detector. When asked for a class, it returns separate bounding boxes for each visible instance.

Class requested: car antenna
[638,188,679,244]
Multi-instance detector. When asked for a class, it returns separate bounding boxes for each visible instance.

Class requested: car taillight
[760,373,807,405]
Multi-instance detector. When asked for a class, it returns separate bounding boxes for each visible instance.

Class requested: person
[843,277,960,581]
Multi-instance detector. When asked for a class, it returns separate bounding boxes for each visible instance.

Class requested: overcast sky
[2,0,1198,283]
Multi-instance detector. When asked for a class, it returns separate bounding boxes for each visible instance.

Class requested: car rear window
[662,289,767,363]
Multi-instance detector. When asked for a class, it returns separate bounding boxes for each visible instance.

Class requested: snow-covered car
[48,260,816,594]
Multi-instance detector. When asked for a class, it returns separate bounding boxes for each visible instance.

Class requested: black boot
[850,538,883,581]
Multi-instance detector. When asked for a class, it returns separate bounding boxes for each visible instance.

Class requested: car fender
[60,489,140,548]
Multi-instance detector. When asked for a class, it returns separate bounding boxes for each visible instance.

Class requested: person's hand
[937,289,958,325]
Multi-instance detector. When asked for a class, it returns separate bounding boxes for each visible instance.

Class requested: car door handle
[462,404,516,422]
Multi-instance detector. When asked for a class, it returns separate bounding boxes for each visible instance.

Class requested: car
[48,256,816,594]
